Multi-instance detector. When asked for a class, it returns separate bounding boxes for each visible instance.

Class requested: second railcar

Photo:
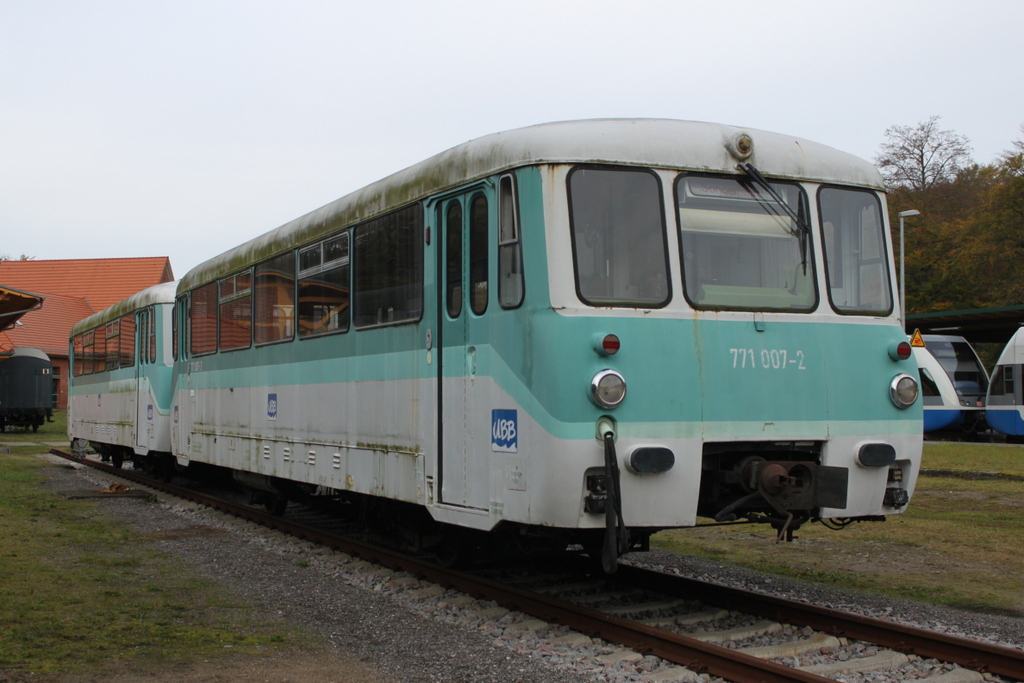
[68,281,177,475]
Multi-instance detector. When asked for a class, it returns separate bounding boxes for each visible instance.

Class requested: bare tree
[874,115,973,190]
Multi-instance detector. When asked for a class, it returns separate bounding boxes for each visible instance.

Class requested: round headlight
[591,369,627,409]
[890,373,919,409]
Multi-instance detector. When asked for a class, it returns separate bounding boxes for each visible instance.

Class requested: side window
[498,174,524,308]
[190,283,218,356]
[256,252,297,344]
[136,310,146,365]
[219,272,252,352]
[73,335,84,376]
[148,306,157,363]
[104,320,120,371]
[353,204,424,328]
[819,187,892,314]
[445,201,463,318]
[298,234,350,338]
[82,330,95,375]
[94,324,107,373]
[570,167,670,308]
[172,300,179,361]
[120,314,136,368]
[176,296,188,360]
[469,193,488,315]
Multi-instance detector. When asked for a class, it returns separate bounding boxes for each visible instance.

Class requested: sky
[2,1,1022,279]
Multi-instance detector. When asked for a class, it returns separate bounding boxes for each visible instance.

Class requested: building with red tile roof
[0,257,173,311]
[0,258,174,409]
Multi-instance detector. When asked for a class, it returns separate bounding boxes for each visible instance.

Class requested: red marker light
[896,341,912,360]
[602,334,620,355]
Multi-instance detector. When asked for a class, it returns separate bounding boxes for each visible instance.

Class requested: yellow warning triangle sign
[909,329,926,347]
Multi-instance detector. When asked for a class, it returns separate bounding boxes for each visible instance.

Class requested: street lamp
[898,209,921,329]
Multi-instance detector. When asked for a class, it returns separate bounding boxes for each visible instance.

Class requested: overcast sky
[2,1,1021,279]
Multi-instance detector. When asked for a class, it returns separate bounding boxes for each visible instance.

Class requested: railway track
[50,447,1024,683]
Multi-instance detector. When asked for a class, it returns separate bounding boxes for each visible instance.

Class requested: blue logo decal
[491,409,518,453]
[174,406,179,424]
[268,393,278,421]
[147,405,154,421]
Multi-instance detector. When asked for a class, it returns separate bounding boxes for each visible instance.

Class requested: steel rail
[616,564,1024,680]
[51,449,1023,681]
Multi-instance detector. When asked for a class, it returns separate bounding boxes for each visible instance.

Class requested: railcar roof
[180,118,884,291]
[70,280,179,337]
[5,347,49,362]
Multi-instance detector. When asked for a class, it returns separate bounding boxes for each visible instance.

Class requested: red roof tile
[0,291,96,358]
[0,257,173,311]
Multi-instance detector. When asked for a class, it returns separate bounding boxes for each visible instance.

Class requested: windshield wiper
[736,162,811,275]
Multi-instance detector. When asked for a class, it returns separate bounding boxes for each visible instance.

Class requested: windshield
[927,339,989,399]
[675,175,815,311]
[818,187,893,314]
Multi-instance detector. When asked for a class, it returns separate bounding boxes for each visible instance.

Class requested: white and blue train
[985,327,1024,437]
[912,334,989,434]
[69,119,923,569]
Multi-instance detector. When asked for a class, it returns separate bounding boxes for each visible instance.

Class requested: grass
[920,441,1024,476]
[0,450,295,674]
[0,408,67,448]
[652,442,1024,617]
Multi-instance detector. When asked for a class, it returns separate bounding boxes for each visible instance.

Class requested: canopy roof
[0,284,44,332]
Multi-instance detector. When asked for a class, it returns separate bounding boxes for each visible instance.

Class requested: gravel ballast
[35,455,1024,682]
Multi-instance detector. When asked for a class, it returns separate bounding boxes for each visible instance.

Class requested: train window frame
[172,300,179,360]
[469,192,489,316]
[568,165,671,309]
[352,203,425,330]
[218,271,253,352]
[189,282,219,357]
[255,250,298,346]
[675,172,817,313]
[298,232,351,340]
[445,200,464,319]
[72,335,84,376]
[175,296,189,361]
[817,185,894,316]
[498,173,525,309]
[148,306,157,363]
[104,320,120,372]
[120,313,136,368]
[137,309,148,365]
[81,329,95,375]
[94,323,108,373]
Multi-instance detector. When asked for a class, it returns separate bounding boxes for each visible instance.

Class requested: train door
[135,308,149,451]
[437,188,491,509]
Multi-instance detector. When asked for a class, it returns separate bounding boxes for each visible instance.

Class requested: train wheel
[111,451,124,469]
[434,530,476,569]
[263,494,288,516]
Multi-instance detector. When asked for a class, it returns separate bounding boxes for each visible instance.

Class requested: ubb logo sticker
[147,405,154,421]
[267,393,278,421]
[491,409,517,453]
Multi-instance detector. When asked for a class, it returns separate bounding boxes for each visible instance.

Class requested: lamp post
[898,209,921,329]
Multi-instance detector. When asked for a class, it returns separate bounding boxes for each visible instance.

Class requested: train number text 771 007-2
[730,348,807,370]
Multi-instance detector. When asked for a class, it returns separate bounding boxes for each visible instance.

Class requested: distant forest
[877,117,1024,316]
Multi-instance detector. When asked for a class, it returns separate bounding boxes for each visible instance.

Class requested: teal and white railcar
[69,281,178,475]
[170,119,922,568]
